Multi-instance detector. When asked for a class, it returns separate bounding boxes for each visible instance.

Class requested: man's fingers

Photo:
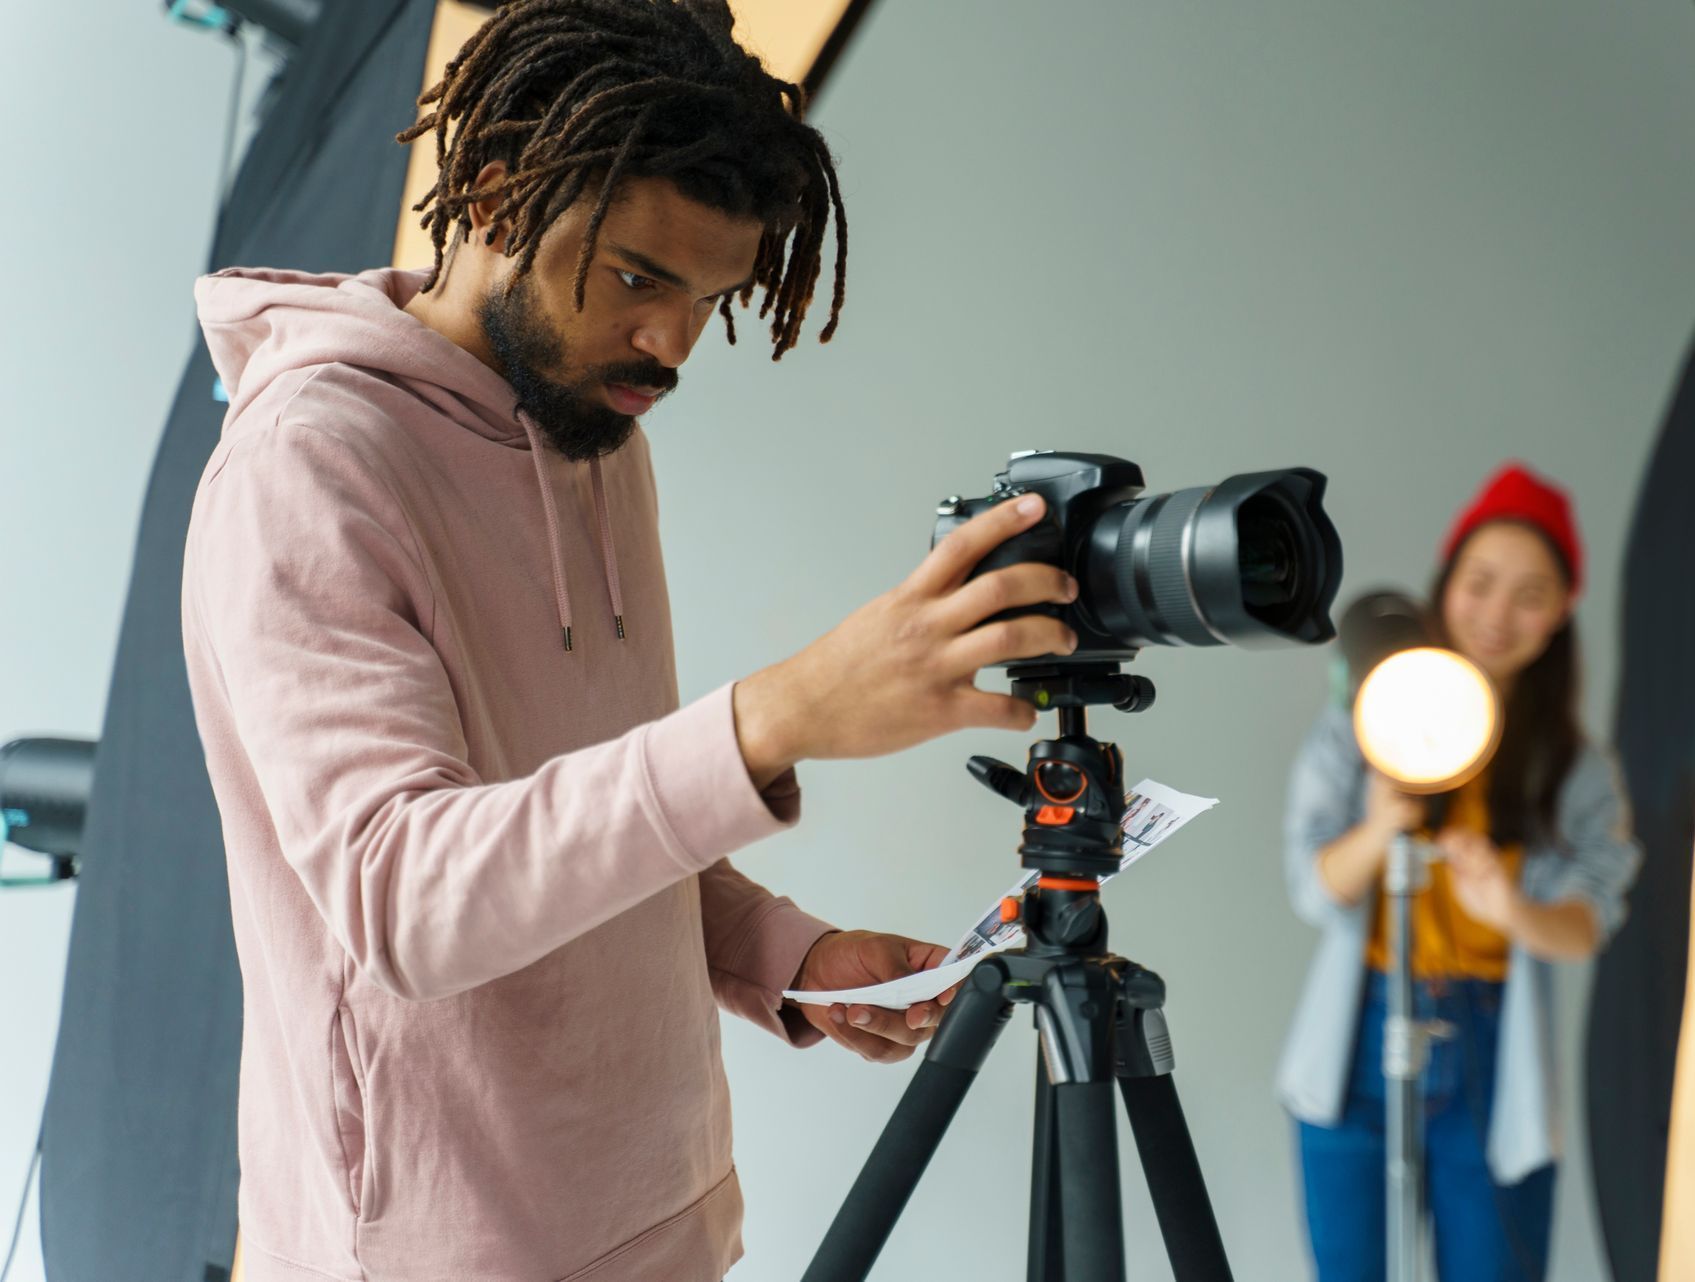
[953,688,1040,733]
[904,938,951,973]
[932,563,1076,635]
[948,615,1077,674]
[906,1001,940,1030]
[824,1020,901,1062]
[903,993,958,1029]
[907,494,1046,599]
[844,1004,933,1047]
[840,1031,919,1063]
[895,942,954,1029]
[824,1007,925,1062]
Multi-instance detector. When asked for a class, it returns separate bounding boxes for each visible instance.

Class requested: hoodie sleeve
[184,420,798,1002]
[698,854,834,1046]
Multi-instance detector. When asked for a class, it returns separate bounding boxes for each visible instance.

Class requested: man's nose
[629,312,691,371]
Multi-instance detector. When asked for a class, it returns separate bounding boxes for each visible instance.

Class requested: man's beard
[477,275,676,461]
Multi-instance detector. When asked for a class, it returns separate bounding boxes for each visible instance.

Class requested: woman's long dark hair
[1429,522,1583,848]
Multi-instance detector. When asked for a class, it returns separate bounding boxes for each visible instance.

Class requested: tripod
[803,664,1234,1282]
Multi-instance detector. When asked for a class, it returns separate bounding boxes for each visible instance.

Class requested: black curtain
[38,5,433,1278]
[1587,332,1695,1281]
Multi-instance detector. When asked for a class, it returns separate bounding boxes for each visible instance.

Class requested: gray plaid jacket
[1276,705,1641,1184]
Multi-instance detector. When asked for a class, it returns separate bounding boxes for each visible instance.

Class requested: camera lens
[1237,492,1303,615]
[1083,468,1341,649]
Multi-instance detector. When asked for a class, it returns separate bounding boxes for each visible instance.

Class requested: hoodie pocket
[330,1004,371,1218]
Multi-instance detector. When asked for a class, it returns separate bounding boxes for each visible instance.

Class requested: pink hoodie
[182,266,833,1282]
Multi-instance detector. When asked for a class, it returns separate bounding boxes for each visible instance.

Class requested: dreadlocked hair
[397,0,847,360]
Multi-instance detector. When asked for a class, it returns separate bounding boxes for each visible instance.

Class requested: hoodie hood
[195,265,524,442]
[194,265,626,649]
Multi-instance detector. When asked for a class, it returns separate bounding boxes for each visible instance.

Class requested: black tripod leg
[1053,1081,1127,1282]
[1119,1074,1234,1281]
[802,965,1014,1282]
[1028,1059,1065,1282]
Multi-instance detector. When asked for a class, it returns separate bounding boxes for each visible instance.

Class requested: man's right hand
[733,493,1078,789]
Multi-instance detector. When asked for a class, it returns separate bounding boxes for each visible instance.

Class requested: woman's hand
[1316,772,1427,907]
[1364,771,1425,837]
[1439,827,1603,959]
[1438,828,1520,932]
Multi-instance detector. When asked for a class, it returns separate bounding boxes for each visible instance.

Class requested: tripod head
[1004,660,1156,718]
[967,662,1154,883]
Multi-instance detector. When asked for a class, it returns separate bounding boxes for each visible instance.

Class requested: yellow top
[1365,773,1523,981]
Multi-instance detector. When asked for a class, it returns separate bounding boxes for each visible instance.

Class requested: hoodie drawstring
[517,410,626,651]
[588,456,627,640]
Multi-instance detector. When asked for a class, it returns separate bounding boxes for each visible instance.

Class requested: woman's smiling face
[1440,521,1573,685]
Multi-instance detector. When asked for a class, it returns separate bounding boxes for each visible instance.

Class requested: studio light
[1354,646,1500,794]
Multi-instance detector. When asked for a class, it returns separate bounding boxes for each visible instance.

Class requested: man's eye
[617,271,656,291]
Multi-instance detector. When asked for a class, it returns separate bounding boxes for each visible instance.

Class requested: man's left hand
[787,930,959,1063]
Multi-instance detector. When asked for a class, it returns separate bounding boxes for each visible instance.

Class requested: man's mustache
[595,361,679,396]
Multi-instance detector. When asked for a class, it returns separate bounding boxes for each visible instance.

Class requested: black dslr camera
[934,450,1343,664]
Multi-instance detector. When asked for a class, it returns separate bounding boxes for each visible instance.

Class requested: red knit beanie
[1440,462,1583,597]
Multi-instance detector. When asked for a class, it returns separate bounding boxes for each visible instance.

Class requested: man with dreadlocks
[183,3,1075,1279]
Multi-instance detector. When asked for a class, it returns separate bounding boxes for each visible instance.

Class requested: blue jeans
[1295,973,1555,1282]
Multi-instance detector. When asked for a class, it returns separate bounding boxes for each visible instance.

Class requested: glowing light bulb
[1353,647,1500,793]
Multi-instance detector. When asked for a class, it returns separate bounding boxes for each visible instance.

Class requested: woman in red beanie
[1278,463,1641,1281]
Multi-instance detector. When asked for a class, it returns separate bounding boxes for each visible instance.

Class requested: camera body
[934,449,1341,664]
[935,451,1147,662]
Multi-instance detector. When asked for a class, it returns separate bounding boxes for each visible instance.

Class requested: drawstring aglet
[562,626,573,652]
[614,615,626,640]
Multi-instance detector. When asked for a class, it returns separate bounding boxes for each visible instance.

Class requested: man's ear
[469,161,511,248]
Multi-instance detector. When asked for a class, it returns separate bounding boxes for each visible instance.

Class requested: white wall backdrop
[651,4,1695,1280]
[3,3,1692,1281]
[0,9,275,1280]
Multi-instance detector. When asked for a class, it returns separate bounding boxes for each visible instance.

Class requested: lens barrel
[1083,468,1341,649]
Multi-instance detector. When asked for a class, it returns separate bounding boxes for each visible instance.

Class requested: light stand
[1384,829,1431,1282]
[1353,648,1500,1282]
